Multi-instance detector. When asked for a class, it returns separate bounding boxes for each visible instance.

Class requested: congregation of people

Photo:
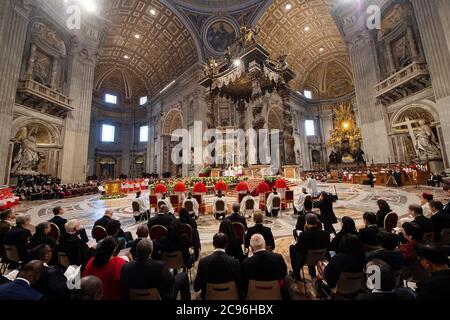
[14,175,100,201]
[0,182,450,301]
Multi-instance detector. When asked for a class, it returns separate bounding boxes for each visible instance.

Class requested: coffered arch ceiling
[303,55,354,99]
[256,0,354,97]
[95,0,201,100]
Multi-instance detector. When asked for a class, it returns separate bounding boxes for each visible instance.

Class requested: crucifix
[392,116,420,158]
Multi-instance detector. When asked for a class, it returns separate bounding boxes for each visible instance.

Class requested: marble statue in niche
[415,120,441,160]
[11,126,41,175]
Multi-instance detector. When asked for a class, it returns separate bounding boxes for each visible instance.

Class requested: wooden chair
[58,252,71,268]
[129,288,161,300]
[244,198,255,218]
[232,222,246,245]
[170,195,180,214]
[149,225,168,241]
[132,201,148,223]
[440,228,450,245]
[206,281,239,300]
[48,222,60,241]
[149,195,158,212]
[301,248,328,296]
[193,195,204,215]
[284,190,294,209]
[332,272,364,298]
[4,245,21,264]
[384,212,398,233]
[179,223,193,243]
[91,225,107,243]
[162,251,185,270]
[214,199,226,219]
[184,200,195,217]
[270,196,281,217]
[423,232,435,243]
[246,280,281,300]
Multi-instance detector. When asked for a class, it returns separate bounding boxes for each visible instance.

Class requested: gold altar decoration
[327,102,365,165]
[104,180,121,196]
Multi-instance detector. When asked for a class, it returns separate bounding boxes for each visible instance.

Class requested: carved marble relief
[31,22,66,57]
[32,50,51,85]
[392,36,412,69]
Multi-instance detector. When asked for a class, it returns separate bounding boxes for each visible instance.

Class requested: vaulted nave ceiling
[94,0,353,101]
[94,0,200,101]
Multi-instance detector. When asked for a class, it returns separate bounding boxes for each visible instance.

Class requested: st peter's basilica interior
[0,0,450,305]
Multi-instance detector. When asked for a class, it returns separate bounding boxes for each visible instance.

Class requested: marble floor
[13,180,447,299]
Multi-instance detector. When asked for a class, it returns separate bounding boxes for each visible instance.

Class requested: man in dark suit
[194,233,242,300]
[359,212,382,247]
[3,215,32,261]
[147,205,173,230]
[242,234,288,299]
[49,206,67,235]
[29,244,71,300]
[409,204,434,233]
[58,219,92,266]
[289,214,330,280]
[366,231,405,272]
[430,201,450,240]
[244,212,275,250]
[0,260,44,300]
[121,239,190,300]
[226,203,248,230]
[416,245,450,300]
[94,209,128,240]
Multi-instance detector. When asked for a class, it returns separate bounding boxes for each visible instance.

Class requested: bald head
[77,276,103,300]
[250,234,266,252]
[18,260,44,285]
[104,209,113,217]
[232,202,240,213]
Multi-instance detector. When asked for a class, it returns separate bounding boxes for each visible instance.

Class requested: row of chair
[128,280,282,300]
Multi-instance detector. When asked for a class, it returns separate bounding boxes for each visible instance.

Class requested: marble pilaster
[60,45,97,183]
[0,1,31,184]
[332,4,392,164]
[411,0,450,167]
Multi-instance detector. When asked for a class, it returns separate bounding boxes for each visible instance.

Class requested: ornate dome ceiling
[94,0,354,102]
[256,0,354,97]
